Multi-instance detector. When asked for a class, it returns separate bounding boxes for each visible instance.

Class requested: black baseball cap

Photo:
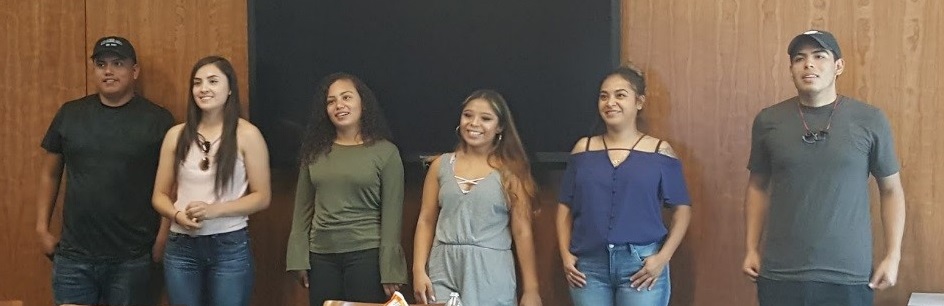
[787,30,842,59]
[91,36,137,62]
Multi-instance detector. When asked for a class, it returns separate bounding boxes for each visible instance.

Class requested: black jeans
[307,248,386,306]
[757,277,873,306]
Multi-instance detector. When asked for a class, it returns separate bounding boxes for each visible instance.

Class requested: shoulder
[58,94,97,112]
[236,119,264,139]
[570,136,593,154]
[165,123,186,139]
[370,139,400,153]
[637,136,678,159]
[135,96,172,115]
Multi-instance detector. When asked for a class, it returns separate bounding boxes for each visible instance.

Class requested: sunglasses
[197,136,212,171]
[802,130,828,144]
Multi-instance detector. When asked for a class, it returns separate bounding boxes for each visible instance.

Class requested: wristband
[173,211,181,224]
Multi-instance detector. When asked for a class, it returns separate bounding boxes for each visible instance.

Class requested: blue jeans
[52,252,156,306]
[757,277,873,306]
[569,242,671,306]
[163,228,254,306]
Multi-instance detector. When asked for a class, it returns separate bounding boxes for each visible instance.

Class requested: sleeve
[868,108,901,178]
[746,111,771,174]
[40,106,66,153]
[557,154,578,206]
[286,165,316,271]
[660,159,692,206]
[377,146,408,284]
[158,108,175,134]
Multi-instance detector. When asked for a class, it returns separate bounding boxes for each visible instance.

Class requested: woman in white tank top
[152,56,271,306]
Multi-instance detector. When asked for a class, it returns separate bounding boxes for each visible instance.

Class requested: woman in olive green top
[286,73,408,306]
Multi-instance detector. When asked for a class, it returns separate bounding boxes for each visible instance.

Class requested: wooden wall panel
[0,1,86,304]
[85,0,250,118]
[621,0,944,305]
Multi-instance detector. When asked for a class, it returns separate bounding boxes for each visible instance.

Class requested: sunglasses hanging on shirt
[196,133,220,171]
[797,97,843,144]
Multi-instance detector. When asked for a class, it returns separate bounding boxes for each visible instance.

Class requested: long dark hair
[456,89,537,208]
[592,63,648,134]
[174,56,242,196]
[298,73,392,166]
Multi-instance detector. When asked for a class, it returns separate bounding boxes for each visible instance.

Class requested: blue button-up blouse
[558,149,691,255]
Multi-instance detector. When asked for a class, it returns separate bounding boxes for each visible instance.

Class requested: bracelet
[173,211,181,224]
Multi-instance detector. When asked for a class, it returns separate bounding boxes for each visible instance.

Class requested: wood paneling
[3,1,942,306]
[622,0,944,305]
[85,0,250,119]
[0,0,86,304]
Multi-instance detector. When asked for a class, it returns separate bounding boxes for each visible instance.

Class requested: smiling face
[325,79,363,131]
[191,63,232,112]
[598,74,644,127]
[458,98,503,149]
[93,54,139,99]
[790,43,844,96]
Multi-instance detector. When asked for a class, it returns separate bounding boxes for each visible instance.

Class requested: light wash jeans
[569,241,670,306]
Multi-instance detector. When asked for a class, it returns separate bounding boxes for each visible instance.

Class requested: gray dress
[426,153,517,306]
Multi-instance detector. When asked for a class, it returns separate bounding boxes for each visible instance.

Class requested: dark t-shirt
[747,96,899,284]
[41,94,174,261]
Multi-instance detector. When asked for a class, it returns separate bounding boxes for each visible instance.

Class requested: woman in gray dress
[412,90,542,306]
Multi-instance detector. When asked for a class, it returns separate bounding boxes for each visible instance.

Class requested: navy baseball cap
[787,30,842,59]
[91,36,137,62]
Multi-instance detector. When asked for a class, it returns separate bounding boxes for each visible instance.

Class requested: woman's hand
[519,290,542,306]
[561,252,587,288]
[413,271,436,303]
[629,252,669,290]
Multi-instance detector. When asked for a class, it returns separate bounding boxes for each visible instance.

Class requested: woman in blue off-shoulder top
[555,64,693,306]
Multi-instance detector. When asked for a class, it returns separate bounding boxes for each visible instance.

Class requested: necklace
[197,133,221,171]
[797,97,842,144]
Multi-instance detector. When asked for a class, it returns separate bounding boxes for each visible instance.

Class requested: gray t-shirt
[748,96,899,284]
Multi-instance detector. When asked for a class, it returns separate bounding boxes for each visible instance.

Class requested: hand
[151,238,166,263]
[294,270,310,288]
[37,230,59,260]
[173,210,203,231]
[413,271,436,303]
[185,201,219,222]
[383,283,402,297]
[561,252,586,288]
[742,251,761,282]
[519,291,542,306]
[869,256,900,290]
[630,252,669,290]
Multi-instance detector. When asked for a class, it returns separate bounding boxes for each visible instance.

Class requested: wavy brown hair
[174,56,242,196]
[456,89,537,208]
[298,73,392,166]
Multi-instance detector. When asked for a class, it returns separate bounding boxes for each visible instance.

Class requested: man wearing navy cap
[36,36,174,306]
[742,30,906,305]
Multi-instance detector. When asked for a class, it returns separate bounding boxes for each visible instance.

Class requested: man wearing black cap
[35,36,174,305]
[741,30,906,305]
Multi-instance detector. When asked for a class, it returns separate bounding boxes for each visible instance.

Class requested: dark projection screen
[249,0,621,167]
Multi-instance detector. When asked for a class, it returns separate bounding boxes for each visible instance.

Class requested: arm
[186,122,271,219]
[286,162,316,287]
[152,125,200,229]
[508,178,541,306]
[35,151,64,257]
[412,156,442,303]
[630,205,691,289]
[742,172,770,281]
[378,147,407,293]
[557,138,589,287]
[869,172,906,289]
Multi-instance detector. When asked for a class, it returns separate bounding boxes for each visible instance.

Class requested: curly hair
[456,89,537,208]
[298,72,392,166]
